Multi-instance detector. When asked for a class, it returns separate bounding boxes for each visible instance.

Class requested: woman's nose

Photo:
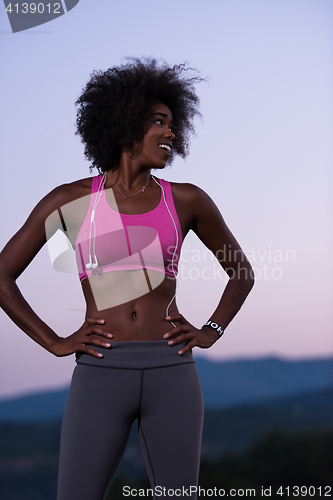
[166,128,175,141]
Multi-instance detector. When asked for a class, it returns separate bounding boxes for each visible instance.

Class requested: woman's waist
[84,311,179,341]
[76,339,194,369]
[83,277,179,336]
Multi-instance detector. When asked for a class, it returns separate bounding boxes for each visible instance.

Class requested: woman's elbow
[226,262,255,291]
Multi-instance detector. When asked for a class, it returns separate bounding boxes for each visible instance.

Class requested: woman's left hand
[163,314,218,355]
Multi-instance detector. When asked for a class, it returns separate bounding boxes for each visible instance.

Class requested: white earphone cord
[151,176,179,328]
[86,173,106,270]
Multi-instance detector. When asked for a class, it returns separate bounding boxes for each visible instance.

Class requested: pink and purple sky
[0,0,332,399]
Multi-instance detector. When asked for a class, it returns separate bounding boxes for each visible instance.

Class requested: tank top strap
[83,174,103,220]
[91,174,104,194]
[158,178,172,203]
[158,178,183,244]
[159,179,178,218]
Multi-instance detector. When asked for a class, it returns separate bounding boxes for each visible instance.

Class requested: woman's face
[135,103,175,169]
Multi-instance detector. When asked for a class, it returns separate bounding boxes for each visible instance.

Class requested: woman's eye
[155,119,163,125]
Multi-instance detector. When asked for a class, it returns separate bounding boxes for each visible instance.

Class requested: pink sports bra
[75,176,183,282]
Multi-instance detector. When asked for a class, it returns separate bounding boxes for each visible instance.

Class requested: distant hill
[202,385,333,456]
[195,356,333,408]
[0,388,69,423]
[0,357,332,422]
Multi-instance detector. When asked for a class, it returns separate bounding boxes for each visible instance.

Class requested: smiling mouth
[158,143,171,152]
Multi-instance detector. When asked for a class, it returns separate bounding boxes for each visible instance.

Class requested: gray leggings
[57,340,204,500]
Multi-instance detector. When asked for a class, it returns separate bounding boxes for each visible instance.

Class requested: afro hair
[75,57,202,173]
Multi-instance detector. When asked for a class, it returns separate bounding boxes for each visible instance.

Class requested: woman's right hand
[51,318,113,358]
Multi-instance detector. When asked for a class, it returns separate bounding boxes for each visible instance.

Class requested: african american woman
[0,58,254,500]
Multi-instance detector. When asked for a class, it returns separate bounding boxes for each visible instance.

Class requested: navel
[131,310,137,320]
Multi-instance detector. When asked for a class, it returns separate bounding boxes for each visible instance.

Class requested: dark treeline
[0,422,332,500]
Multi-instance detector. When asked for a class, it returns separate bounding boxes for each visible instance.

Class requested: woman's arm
[165,183,254,352]
[190,184,254,329]
[0,184,112,357]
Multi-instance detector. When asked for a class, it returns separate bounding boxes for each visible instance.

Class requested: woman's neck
[105,154,151,192]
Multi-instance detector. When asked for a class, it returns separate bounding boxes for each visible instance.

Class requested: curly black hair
[75,58,203,173]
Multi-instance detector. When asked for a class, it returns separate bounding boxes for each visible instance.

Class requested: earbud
[86,258,99,270]
[85,256,99,270]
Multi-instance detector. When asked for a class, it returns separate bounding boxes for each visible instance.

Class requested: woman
[0,59,254,499]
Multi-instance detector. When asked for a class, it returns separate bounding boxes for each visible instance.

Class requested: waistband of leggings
[75,340,194,369]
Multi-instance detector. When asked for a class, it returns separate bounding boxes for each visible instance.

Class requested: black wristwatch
[202,320,224,339]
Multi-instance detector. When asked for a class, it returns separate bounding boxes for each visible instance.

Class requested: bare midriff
[81,270,180,342]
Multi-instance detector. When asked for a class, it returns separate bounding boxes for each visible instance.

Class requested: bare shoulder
[168,180,221,237]
[169,180,244,256]
[169,180,218,214]
[15,176,94,241]
[169,181,210,203]
[31,176,93,219]
[41,176,92,209]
